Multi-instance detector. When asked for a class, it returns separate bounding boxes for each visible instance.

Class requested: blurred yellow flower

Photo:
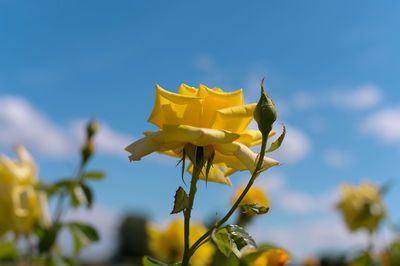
[336,181,385,233]
[232,185,270,209]
[0,145,51,236]
[147,219,215,266]
[251,249,290,266]
[125,84,279,185]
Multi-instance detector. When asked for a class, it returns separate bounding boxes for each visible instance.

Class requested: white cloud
[0,95,133,158]
[278,188,338,214]
[0,96,71,156]
[290,84,382,111]
[269,125,311,164]
[291,91,323,110]
[361,106,400,143]
[323,149,352,168]
[331,84,382,110]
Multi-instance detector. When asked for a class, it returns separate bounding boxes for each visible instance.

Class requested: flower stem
[182,162,202,266]
[188,134,268,258]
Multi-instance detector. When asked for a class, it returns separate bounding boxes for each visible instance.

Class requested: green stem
[182,163,202,266]
[188,134,268,258]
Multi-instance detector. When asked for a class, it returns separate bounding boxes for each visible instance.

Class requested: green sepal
[266,125,286,153]
[171,186,189,214]
[204,151,215,185]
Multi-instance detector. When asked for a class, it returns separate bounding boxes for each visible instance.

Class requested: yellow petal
[213,151,247,171]
[162,124,240,146]
[147,85,203,128]
[178,83,198,96]
[125,132,181,161]
[187,163,232,186]
[236,130,276,147]
[215,142,279,174]
[198,84,244,127]
[209,103,257,133]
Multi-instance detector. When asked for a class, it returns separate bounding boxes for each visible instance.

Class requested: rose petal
[187,163,232,186]
[148,85,203,128]
[198,85,244,127]
[215,142,279,174]
[162,124,240,146]
[208,103,257,133]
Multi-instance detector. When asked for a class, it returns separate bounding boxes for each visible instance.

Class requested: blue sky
[1,0,400,260]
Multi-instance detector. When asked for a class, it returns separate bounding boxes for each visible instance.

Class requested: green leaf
[82,171,106,180]
[241,203,269,215]
[0,241,16,261]
[69,184,88,207]
[39,226,61,253]
[241,247,269,265]
[171,186,189,214]
[212,225,257,259]
[142,256,169,266]
[46,256,79,266]
[68,222,100,242]
[67,222,99,254]
[266,125,286,153]
[212,228,232,257]
[45,179,74,197]
[81,183,93,208]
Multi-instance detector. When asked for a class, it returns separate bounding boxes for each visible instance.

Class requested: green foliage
[171,186,189,214]
[46,256,79,266]
[0,241,16,261]
[240,203,269,215]
[142,256,169,266]
[212,224,257,259]
[82,171,106,180]
[38,225,61,254]
[67,222,100,254]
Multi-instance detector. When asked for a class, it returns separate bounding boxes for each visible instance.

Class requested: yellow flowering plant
[336,181,386,234]
[231,185,270,227]
[0,120,105,265]
[126,80,286,266]
[147,219,215,266]
[0,145,51,237]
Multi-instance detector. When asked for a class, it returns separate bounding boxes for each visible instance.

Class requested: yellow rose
[232,185,270,209]
[251,249,290,266]
[147,219,215,266]
[0,145,51,236]
[125,84,279,185]
[336,181,385,233]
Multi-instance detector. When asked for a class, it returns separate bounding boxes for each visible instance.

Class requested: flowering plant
[126,80,288,266]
